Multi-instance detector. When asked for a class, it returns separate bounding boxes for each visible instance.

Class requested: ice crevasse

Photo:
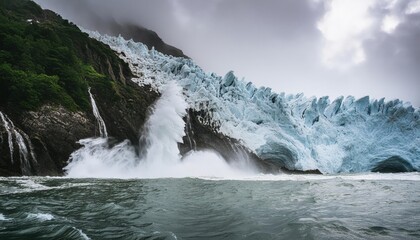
[86,30,420,174]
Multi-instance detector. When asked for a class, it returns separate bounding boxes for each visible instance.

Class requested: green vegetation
[0,0,126,111]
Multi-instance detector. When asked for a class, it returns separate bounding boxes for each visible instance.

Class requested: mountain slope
[0,0,158,176]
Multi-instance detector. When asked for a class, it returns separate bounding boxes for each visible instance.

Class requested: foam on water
[1,177,418,239]
[73,227,91,240]
[17,179,49,190]
[26,213,54,222]
[0,178,94,195]
[200,172,420,181]
[0,214,10,221]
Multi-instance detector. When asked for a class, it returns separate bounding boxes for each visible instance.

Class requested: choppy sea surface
[1,173,419,240]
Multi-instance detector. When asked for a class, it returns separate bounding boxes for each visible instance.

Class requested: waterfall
[88,88,108,138]
[13,129,31,175]
[185,112,197,151]
[0,111,36,175]
[0,112,14,163]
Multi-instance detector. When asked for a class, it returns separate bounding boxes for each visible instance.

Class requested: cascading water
[13,130,31,175]
[0,111,36,175]
[65,82,256,178]
[0,112,14,163]
[184,113,197,151]
[88,87,108,138]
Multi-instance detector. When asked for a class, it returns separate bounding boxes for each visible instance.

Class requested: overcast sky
[34,0,420,106]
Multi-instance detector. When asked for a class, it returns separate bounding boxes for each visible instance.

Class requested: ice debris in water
[85,29,420,174]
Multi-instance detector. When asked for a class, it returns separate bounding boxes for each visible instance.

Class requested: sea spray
[65,82,255,178]
[65,138,138,178]
[141,81,188,164]
[88,87,108,138]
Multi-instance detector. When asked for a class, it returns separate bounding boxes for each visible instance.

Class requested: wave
[26,213,54,222]
[0,178,94,195]
[72,227,90,240]
[200,172,420,181]
[0,213,11,221]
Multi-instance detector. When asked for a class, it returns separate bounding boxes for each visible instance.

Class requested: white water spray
[65,82,256,178]
[0,111,36,175]
[88,87,108,138]
[141,81,188,164]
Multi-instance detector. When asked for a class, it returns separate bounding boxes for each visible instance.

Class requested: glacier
[85,30,420,174]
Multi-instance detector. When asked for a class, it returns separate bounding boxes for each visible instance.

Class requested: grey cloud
[33,0,419,106]
[361,13,420,105]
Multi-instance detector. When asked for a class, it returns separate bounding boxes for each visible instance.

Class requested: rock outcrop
[179,109,282,173]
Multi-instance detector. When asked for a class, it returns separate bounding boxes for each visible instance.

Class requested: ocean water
[1,174,419,240]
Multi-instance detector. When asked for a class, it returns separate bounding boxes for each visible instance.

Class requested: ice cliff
[86,31,419,174]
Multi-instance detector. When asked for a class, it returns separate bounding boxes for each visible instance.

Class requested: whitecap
[198,172,420,181]
[72,227,91,240]
[0,213,11,221]
[27,213,54,222]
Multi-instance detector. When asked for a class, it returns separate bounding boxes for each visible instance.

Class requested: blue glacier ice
[85,30,420,174]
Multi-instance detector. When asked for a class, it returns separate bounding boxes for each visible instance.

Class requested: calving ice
[85,30,419,174]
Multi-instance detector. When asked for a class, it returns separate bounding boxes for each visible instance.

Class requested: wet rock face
[20,105,95,175]
[178,109,282,174]
[0,106,92,176]
[90,81,159,146]
[0,84,158,176]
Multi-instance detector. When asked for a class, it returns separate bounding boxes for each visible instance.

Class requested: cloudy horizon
[34,0,420,106]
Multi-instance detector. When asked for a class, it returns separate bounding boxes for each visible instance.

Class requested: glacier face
[86,30,420,174]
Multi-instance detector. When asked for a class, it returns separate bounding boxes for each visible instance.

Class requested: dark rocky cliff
[0,0,285,177]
